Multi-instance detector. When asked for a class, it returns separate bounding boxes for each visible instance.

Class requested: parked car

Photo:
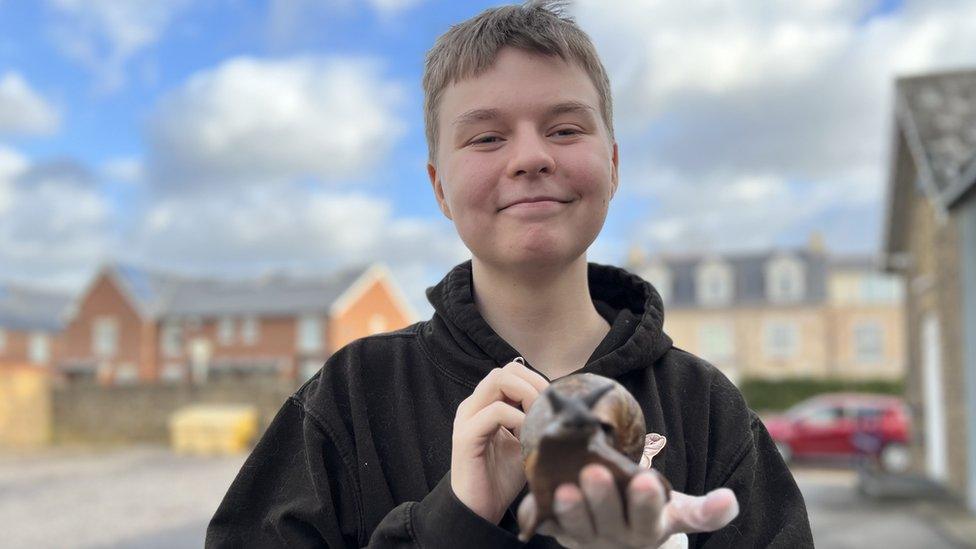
[762,392,912,472]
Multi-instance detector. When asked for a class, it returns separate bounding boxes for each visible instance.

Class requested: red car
[762,393,912,472]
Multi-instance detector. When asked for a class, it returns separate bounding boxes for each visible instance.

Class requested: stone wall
[51,377,299,445]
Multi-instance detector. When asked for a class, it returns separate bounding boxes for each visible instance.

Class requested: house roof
[0,284,72,331]
[632,249,830,308]
[883,68,976,264]
[108,263,372,320]
[896,69,976,207]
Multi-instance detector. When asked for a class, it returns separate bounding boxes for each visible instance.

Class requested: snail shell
[518,373,670,538]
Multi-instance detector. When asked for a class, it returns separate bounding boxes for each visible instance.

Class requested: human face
[428,47,619,272]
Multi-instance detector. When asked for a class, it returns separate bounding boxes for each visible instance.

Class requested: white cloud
[46,0,191,92]
[0,156,115,287]
[572,0,976,253]
[147,56,405,187]
[0,72,61,136]
[101,157,143,185]
[132,182,468,312]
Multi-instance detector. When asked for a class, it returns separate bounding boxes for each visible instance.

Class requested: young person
[205,2,814,547]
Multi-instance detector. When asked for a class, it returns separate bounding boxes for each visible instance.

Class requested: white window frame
[115,363,139,384]
[28,332,50,364]
[698,322,735,361]
[297,315,323,353]
[160,362,186,384]
[217,317,235,346]
[696,260,734,307]
[367,314,387,335]
[93,316,119,359]
[161,322,183,358]
[764,320,799,359]
[765,255,806,303]
[853,321,884,363]
[241,316,260,346]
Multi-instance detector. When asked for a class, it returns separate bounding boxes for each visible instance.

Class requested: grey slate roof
[110,263,371,320]
[0,284,72,331]
[635,249,830,308]
[896,69,976,207]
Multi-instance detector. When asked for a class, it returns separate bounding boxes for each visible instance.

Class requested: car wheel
[879,443,910,473]
[775,442,792,464]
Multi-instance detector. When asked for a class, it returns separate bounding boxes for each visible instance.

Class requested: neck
[471,256,611,380]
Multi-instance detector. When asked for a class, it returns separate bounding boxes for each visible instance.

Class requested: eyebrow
[451,101,597,128]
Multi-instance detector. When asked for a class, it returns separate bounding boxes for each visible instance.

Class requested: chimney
[807,231,826,254]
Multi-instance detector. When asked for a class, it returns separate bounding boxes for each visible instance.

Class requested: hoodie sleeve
[205,395,524,548]
[693,413,814,548]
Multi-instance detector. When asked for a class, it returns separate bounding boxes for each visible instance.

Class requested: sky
[1,0,976,317]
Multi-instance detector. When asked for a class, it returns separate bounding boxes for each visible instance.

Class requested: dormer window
[765,254,805,303]
[696,259,733,307]
[640,261,672,304]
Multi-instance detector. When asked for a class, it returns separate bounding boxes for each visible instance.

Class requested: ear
[427,162,453,220]
[610,141,620,199]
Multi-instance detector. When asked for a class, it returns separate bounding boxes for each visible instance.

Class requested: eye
[551,127,582,138]
[599,422,615,435]
[470,135,502,145]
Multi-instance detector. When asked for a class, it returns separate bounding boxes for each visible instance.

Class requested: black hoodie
[206,261,814,548]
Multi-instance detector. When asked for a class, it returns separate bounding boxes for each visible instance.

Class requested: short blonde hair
[423,0,614,163]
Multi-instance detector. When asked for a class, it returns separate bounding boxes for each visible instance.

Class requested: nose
[507,131,555,179]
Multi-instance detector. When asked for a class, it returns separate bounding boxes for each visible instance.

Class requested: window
[764,320,798,358]
[640,262,672,304]
[0,328,6,353]
[93,316,118,358]
[217,317,234,346]
[696,260,733,307]
[765,255,805,303]
[301,358,323,381]
[28,333,50,364]
[860,275,903,304]
[698,322,734,361]
[854,322,884,362]
[298,315,322,353]
[368,314,387,335]
[161,322,183,358]
[161,362,186,384]
[115,363,139,384]
[241,316,260,346]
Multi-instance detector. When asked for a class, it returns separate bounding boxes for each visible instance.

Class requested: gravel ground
[0,446,246,549]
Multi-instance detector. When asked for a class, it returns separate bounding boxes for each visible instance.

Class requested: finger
[502,360,550,393]
[663,488,739,535]
[457,368,540,422]
[517,493,537,542]
[628,470,668,540]
[579,464,627,541]
[536,521,581,549]
[554,483,595,543]
[460,401,526,445]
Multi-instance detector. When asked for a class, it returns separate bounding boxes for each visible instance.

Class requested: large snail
[518,373,672,538]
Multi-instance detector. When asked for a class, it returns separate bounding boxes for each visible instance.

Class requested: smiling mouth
[499,199,572,212]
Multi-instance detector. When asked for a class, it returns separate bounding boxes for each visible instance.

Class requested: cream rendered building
[628,238,905,385]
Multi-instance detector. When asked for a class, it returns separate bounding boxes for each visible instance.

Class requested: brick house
[883,68,976,512]
[57,263,417,385]
[0,284,70,368]
[627,235,905,385]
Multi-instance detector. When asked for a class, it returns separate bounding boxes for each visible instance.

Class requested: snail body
[518,373,671,538]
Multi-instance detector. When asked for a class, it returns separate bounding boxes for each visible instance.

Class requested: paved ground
[794,466,969,548]
[1,446,973,548]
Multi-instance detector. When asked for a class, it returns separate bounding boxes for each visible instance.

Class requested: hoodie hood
[419,260,673,387]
